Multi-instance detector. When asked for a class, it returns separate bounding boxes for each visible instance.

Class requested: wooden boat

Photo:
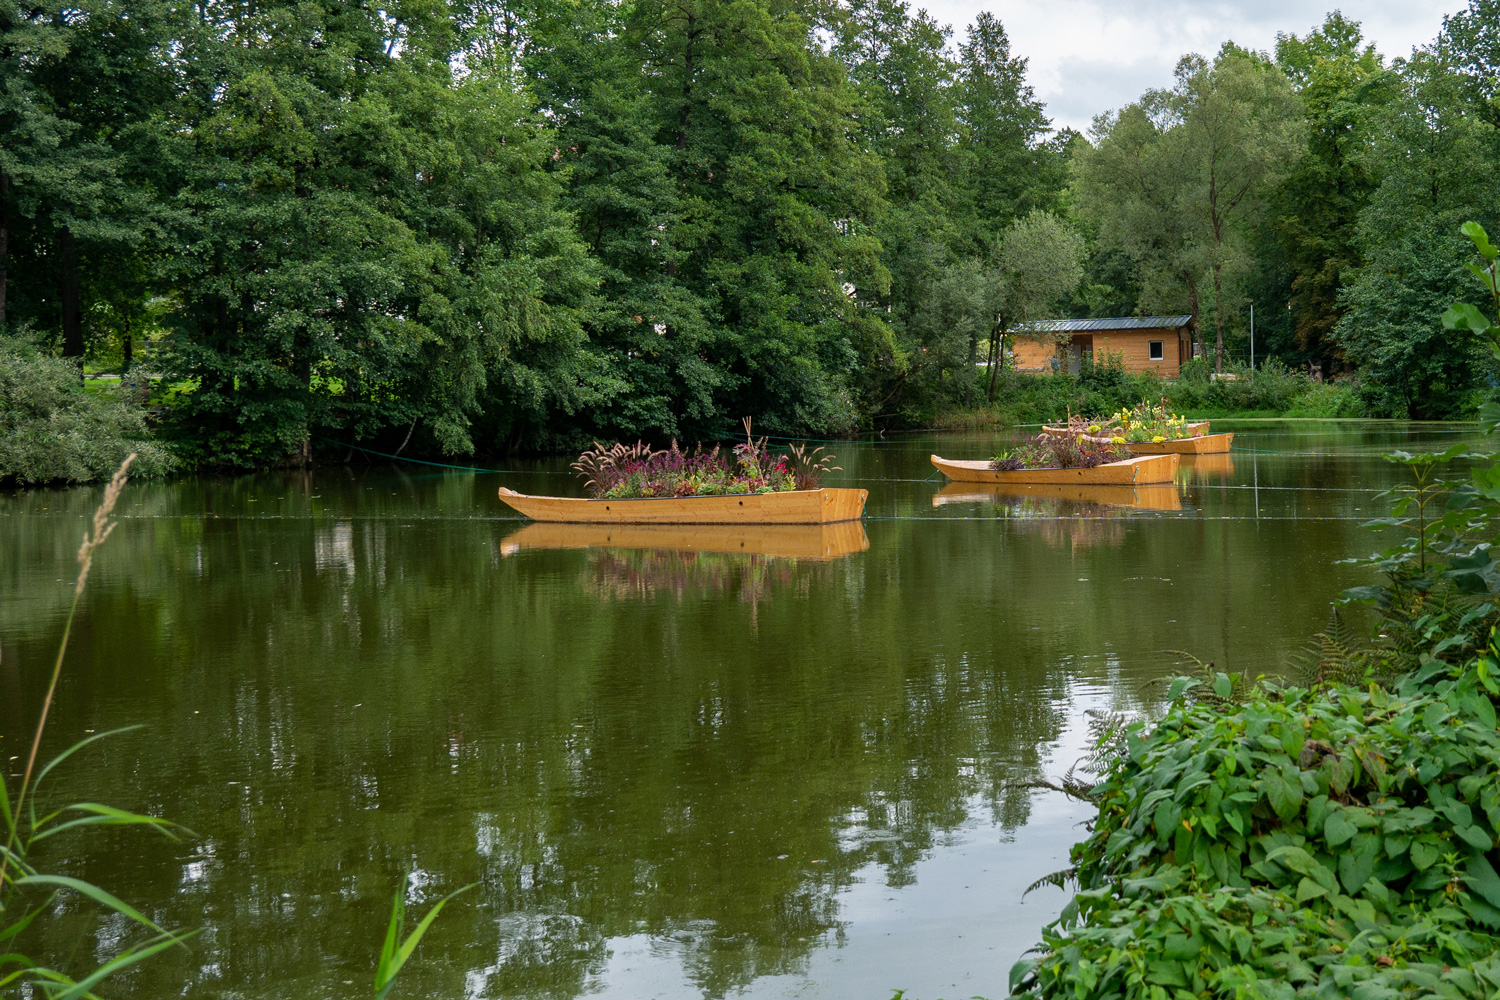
[500,521,869,560]
[497,486,868,524]
[932,481,1182,511]
[1039,422,1231,455]
[929,453,1179,485]
[1127,432,1233,455]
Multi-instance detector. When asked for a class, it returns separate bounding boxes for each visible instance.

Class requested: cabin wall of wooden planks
[1011,328,1191,378]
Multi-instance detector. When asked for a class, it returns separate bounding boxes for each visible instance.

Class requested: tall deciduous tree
[984,209,1084,401]
[1271,13,1392,368]
[1335,21,1500,418]
[1073,97,1208,355]
[1075,47,1303,372]
[166,1,597,465]
[1169,48,1304,372]
[955,12,1061,249]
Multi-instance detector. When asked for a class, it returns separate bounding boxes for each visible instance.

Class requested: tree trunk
[986,318,1006,402]
[58,227,84,360]
[0,172,8,328]
[1210,264,1225,374]
[122,326,133,373]
[1185,272,1203,362]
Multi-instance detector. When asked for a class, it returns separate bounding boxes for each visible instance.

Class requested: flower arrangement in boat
[571,419,840,499]
[990,432,1130,471]
[1055,400,1202,444]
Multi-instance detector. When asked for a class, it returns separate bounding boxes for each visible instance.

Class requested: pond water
[0,422,1482,1000]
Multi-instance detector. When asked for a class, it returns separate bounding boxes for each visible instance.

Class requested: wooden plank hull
[1129,432,1233,454]
[497,486,868,524]
[929,453,1179,485]
[932,481,1182,511]
[500,521,869,560]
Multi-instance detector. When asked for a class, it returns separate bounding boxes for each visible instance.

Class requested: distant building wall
[1012,328,1190,378]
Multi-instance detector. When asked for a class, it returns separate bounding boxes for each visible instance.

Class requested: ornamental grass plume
[14,452,135,850]
[0,452,195,999]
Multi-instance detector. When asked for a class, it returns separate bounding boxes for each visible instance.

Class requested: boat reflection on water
[932,481,1183,551]
[932,481,1183,511]
[500,520,869,560]
[1179,453,1236,480]
[500,521,870,605]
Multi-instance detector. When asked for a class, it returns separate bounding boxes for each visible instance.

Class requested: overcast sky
[920,0,1468,133]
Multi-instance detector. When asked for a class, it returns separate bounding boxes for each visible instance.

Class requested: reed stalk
[0,454,134,889]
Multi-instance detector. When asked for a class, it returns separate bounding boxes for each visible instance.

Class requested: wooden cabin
[1010,316,1194,377]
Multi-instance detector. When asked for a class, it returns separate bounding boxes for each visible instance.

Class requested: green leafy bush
[0,335,173,486]
[1013,666,1500,998]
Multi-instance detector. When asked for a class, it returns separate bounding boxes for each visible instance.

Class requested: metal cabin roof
[1013,315,1193,333]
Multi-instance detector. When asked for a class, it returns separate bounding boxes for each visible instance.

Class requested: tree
[1168,48,1305,372]
[984,209,1085,401]
[1338,218,1491,418]
[164,1,598,466]
[0,1,182,359]
[1073,98,1209,355]
[603,0,894,435]
[955,12,1061,249]
[1271,13,1393,368]
[1334,32,1500,418]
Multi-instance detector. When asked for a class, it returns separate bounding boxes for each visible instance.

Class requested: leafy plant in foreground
[1012,666,1500,998]
[373,878,476,1000]
[1,455,197,997]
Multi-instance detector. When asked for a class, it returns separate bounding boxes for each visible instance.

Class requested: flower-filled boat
[930,431,1178,485]
[1043,401,1232,454]
[497,422,867,525]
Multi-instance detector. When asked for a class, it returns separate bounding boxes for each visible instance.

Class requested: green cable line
[320,437,550,475]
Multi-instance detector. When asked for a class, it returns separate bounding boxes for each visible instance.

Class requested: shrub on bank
[1013,668,1500,998]
[0,333,173,485]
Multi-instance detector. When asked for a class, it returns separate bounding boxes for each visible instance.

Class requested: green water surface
[0,422,1478,999]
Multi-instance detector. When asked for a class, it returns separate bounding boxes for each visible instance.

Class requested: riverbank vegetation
[2,1,1497,478]
[1010,226,1500,997]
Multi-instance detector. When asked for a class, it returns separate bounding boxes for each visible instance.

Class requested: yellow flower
[1152,435,1166,443]
[1110,436,1126,444]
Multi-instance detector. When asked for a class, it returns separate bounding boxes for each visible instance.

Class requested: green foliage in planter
[1011,662,1500,998]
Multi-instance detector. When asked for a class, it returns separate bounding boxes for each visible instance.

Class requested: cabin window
[1148,340,1164,361]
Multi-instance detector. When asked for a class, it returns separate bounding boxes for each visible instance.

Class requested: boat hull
[500,521,869,559]
[1128,432,1233,454]
[929,453,1179,485]
[497,486,868,524]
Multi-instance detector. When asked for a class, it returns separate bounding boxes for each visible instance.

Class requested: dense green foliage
[0,334,172,485]
[1015,672,1500,998]
[3,2,1497,473]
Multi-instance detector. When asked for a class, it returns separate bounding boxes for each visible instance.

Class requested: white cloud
[919,0,1470,131]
